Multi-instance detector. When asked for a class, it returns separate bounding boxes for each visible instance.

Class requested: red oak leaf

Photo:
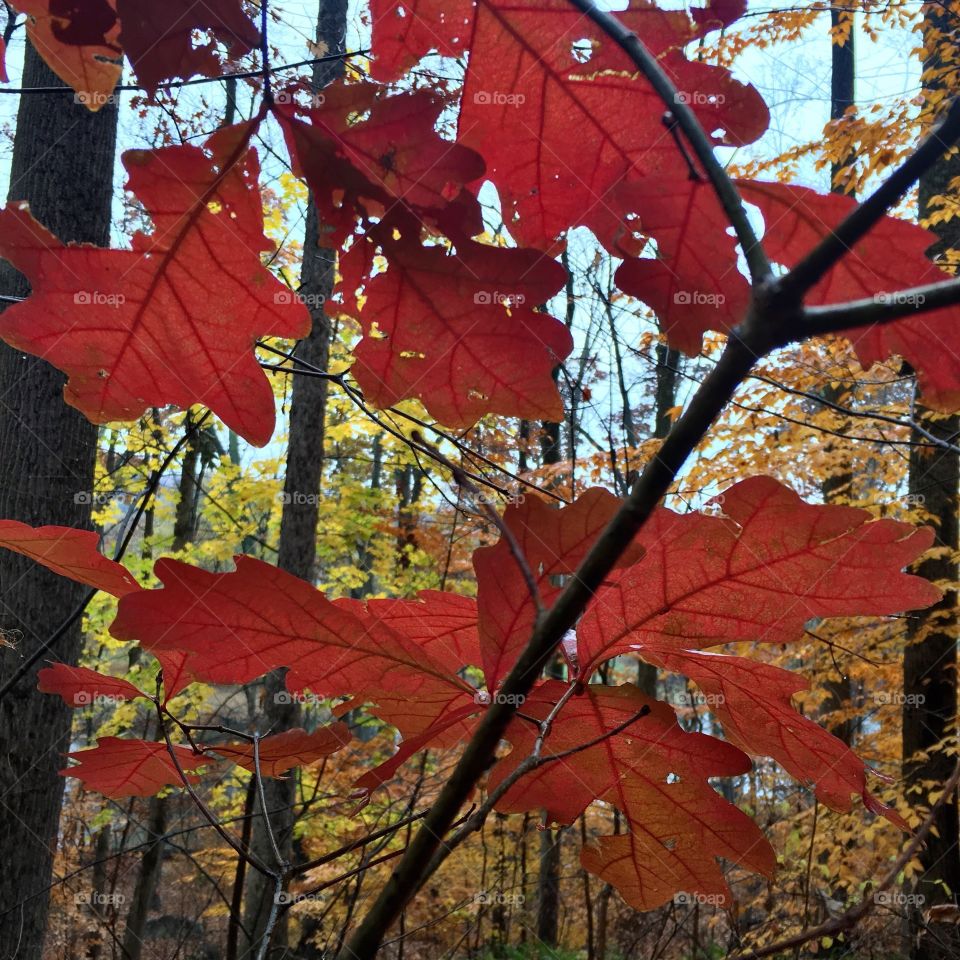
[691,0,747,31]
[475,489,644,689]
[0,123,309,445]
[13,0,122,108]
[490,682,775,910]
[352,702,481,794]
[61,737,207,797]
[370,0,768,248]
[110,555,477,740]
[597,178,751,353]
[210,724,352,777]
[115,0,259,93]
[740,179,960,411]
[336,592,481,677]
[575,476,940,671]
[0,520,140,596]
[344,227,572,427]
[277,85,569,425]
[155,650,196,703]
[38,663,145,707]
[274,87,486,242]
[634,642,909,827]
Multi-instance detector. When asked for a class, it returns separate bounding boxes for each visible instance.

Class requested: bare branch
[780,98,960,300]
[567,0,771,283]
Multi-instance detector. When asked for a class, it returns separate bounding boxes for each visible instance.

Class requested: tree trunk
[0,42,118,960]
[121,795,167,959]
[536,824,563,949]
[244,4,347,956]
[818,3,858,751]
[171,411,201,550]
[903,9,960,954]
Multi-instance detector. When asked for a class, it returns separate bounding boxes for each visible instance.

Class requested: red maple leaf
[12,1,122,107]
[0,122,309,445]
[115,0,259,92]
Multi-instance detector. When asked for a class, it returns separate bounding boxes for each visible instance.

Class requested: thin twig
[155,684,274,879]
[0,50,368,95]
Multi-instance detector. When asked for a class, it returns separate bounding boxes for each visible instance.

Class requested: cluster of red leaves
[0,0,955,915]
[1,0,958,438]
[5,477,938,908]
[9,0,258,103]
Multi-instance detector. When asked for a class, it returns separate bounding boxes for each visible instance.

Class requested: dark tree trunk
[171,412,201,550]
[0,42,118,960]
[536,825,563,947]
[903,9,960,954]
[636,339,681,698]
[244,4,347,956]
[121,795,167,959]
[653,340,681,445]
[818,4,858,751]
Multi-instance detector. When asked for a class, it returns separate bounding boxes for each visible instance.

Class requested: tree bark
[818,3,858,752]
[121,795,167,959]
[243,3,347,956]
[0,41,118,960]
[903,8,960,955]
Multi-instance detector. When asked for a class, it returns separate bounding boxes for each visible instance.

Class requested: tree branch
[730,759,960,959]
[779,98,960,300]
[567,0,771,283]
